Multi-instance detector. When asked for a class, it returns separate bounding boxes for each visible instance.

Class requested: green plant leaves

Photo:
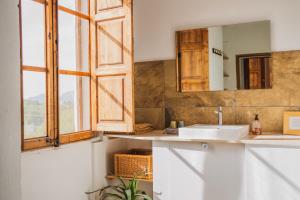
[125,189,132,200]
[100,193,124,200]
[135,193,152,200]
[86,176,152,200]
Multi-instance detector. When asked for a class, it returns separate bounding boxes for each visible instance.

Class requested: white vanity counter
[106,131,241,143]
[105,130,300,200]
[105,130,300,146]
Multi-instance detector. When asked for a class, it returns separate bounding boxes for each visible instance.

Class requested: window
[20,0,135,150]
[20,0,94,150]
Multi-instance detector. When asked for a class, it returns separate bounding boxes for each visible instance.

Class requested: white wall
[21,138,128,200]
[21,138,153,200]
[245,144,300,200]
[208,27,224,90]
[0,0,22,200]
[134,0,300,62]
[22,142,93,200]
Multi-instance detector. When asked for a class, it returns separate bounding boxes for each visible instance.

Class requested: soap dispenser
[251,114,262,135]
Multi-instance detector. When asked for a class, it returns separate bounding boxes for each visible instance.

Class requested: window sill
[23,131,98,151]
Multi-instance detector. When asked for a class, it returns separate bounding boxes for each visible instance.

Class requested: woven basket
[114,149,152,180]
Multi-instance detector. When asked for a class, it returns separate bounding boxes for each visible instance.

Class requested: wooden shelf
[106,175,153,183]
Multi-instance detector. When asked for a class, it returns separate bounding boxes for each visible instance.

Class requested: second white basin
[178,124,249,140]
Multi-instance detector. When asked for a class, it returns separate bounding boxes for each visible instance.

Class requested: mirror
[176,21,272,92]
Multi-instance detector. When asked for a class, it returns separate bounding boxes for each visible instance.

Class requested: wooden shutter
[176,28,209,92]
[249,58,262,89]
[90,0,134,133]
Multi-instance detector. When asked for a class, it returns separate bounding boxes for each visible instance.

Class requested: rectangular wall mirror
[176,21,272,92]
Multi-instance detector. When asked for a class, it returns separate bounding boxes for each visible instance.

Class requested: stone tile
[134,61,165,108]
[134,50,300,131]
[272,51,300,75]
[235,107,300,132]
[290,93,300,107]
[165,106,235,127]
[273,73,300,106]
[234,51,300,107]
[235,89,290,107]
[163,60,177,97]
[165,91,235,107]
[135,108,165,130]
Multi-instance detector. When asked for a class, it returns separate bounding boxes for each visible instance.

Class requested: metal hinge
[178,52,181,58]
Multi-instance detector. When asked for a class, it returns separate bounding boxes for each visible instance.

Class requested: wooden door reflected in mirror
[176,28,209,92]
[236,53,272,90]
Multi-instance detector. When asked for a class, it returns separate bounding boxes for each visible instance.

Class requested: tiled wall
[135,50,300,132]
[134,61,165,129]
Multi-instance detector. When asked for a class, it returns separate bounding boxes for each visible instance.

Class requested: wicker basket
[114,149,152,180]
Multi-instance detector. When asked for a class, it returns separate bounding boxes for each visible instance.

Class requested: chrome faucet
[215,106,223,125]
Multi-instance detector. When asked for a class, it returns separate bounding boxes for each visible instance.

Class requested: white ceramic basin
[179,124,249,140]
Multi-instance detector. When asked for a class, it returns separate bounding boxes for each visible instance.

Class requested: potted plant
[86,177,152,200]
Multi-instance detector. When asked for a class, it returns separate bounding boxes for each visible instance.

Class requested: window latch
[46,136,60,147]
[46,130,60,147]
[46,137,54,143]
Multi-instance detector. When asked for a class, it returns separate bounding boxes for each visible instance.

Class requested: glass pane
[59,75,90,134]
[21,0,46,67]
[58,0,89,15]
[23,71,47,139]
[58,11,89,72]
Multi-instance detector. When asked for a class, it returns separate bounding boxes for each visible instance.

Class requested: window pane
[59,75,90,134]
[58,0,89,15]
[23,71,47,139]
[21,0,46,67]
[58,11,89,72]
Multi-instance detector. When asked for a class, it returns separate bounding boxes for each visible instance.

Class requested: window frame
[19,0,95,151]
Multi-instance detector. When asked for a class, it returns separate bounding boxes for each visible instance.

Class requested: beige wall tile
[135,108,165,130]
[274,73,300,106]
[165,106,235,127]
[235,89,290,107]
[235,107,300,132]
[163,60,178,100]
[134,61,165,108]
[165,92,235,107]
[134,50,300,131]
[272,51,300,75]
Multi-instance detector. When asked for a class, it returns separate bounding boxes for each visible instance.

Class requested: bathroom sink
[178,124,249,140]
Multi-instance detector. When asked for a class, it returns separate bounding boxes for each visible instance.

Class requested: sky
[22,0,88,99]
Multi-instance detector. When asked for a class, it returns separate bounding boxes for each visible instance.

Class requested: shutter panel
[90,0,134,133]
[177,29,209,92]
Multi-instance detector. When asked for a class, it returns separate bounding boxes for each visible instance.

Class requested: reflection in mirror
[236,53,272,90]
[176,21,271,92]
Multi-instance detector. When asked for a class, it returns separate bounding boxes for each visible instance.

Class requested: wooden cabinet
[90,0,134,133]
[176,28,209,92]
[153,141,245,200]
